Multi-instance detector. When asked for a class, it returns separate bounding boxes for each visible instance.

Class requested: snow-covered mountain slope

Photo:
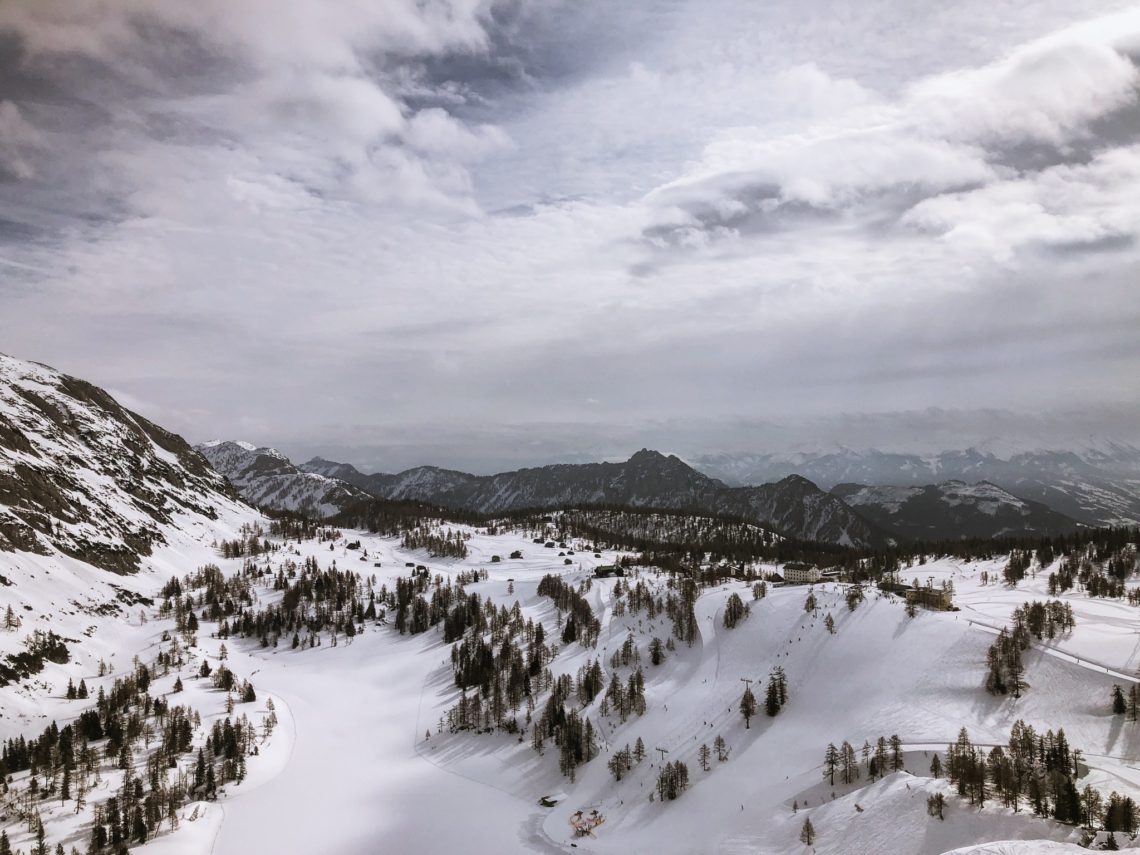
[694,447,1140,528]
[831,481,1082,542]
[0,355,294,855]
[201,529,1140,855]
[302,449,887,547]
[0,353,244,573]
[197,440,370,517]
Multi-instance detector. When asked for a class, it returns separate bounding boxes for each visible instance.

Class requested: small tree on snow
[740,686,757,729]
[799,817,815,846]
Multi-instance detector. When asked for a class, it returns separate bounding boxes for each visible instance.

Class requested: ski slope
[3,511,1139,854]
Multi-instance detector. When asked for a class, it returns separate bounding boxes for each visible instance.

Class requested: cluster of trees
[0,630,70,687]
[984,601,1074,697]
[217,527,272,559]
[723,593,749,628]
[601,668,647,722]
[533,677,597,781]
[400,526,469,559]
[1110,684,1140,719]
[446,611,551,733]
[265,511,339,543]
[536,575,600,646]
[1048,543,1139,600]
[984,625,1027,697]
[698,735,730,769]
[1003,550,1033,585]
[486,506,854,573]
[335,499,482,537]
[1014,599,1075,640]
[822,735,904,785]
[607,738,646,781]
[926,792,946,820]
[765,667,789,716]
[608,572,701,649]
[161,556,375,650]
[655,761,690,801]
[0,633,269,854]
[940,723,1091,824]
[854,525,1139,571]
[740,667,789,728]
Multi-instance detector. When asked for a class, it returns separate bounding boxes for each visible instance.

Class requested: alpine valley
[1,353,1139,855]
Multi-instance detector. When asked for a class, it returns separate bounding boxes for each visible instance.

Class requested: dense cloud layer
[0,0,1138,471]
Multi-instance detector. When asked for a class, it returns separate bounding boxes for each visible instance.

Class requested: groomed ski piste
[2,506,1138,854]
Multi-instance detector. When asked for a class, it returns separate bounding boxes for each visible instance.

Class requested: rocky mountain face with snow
[831,480,1081,542]
[0,354,245,573]
[302,449,887,547]
[693,446,1140,528]
[196,440,370,518]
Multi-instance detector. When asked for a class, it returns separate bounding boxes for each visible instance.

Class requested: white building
[782,563,821,584]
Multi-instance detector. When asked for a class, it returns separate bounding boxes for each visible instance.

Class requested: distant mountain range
[692,446,1140,528]
[194,440,1101,547]
[300,449,884,547]
[831,481,1080,542]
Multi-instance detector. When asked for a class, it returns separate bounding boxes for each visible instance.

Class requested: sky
[1,0,1139,473]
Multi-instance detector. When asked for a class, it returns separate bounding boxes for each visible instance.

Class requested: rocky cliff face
[0,354,245,573]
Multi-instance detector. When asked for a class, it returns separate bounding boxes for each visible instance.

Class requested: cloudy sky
[1,0,1139,472]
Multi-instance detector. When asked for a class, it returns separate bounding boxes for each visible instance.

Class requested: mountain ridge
[693,446,1140,527]
[202,446,887,547]
[0,353,248,573]
[831,479,1082,542]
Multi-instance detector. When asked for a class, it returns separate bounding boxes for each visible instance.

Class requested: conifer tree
[823,743,839,785]
[799,817,815,846]
[740,686,757,729]
[1113,684,1127,715]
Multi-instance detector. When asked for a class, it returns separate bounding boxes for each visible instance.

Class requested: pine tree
[823,743,839,785]
[824,613,835,634]
[714,735,729,762]
[765,680,781,717]
[799,817,815,846]
[889,734,904,771]
[840,741,859,785]
[930,753,942,778]
[740,686,757,728]
[698,743,711,772]
[1113,684,1127,715]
